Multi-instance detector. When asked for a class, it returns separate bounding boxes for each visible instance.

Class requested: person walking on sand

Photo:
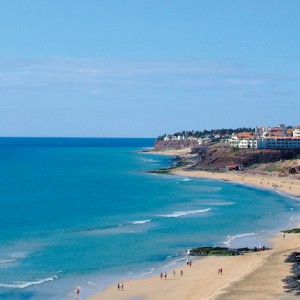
[160,272,163,279]
[76,287,80,297]
[164,272,167,279]
[180,270,183,276]
[117,283,120,290]
[173,270,176,277]
[121,282,124,290]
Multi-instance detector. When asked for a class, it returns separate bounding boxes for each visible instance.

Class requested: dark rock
[189,246,269,257]
[283,252,300,295]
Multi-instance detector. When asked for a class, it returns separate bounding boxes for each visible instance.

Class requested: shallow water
[0,138,299,299]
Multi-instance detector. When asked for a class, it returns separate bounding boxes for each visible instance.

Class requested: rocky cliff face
[191,143,300,170]
[153,140,199,151]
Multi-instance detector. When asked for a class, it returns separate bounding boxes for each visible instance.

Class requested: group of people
[186,258,192,266]
[117,282,124,290]
[160,272,168,279]
[160,269,184,279]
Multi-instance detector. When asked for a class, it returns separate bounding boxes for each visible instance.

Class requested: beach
[148,148,300,197]
[88,230,300,300]
[88,149,300,300]
[173,169,300,198]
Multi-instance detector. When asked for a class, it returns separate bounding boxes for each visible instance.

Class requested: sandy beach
[87,230,300,300]
[87,149,300,300]
[147,148,300,197]
[173,169,300,198]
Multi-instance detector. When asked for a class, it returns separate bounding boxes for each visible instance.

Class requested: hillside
[152,140,300,174]
[191,143,300,171]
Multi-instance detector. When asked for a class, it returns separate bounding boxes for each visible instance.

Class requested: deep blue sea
[0,138,299,299]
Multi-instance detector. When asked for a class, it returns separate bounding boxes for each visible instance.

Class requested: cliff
[153,139,199,151]
[191,143,300,170]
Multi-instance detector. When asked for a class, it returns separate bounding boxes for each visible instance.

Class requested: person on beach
[218,268,223,275]
[120,282,124,290]
[180,270,183,276]
[173,270,176,277]
[76,287,80,297]
[117,283,120,290]
[160,272,163,279]
[164,272,167,279]
[283,233,286,239]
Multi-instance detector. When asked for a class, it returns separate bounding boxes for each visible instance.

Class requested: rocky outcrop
[190,246,269,256]
[153,140,198,151]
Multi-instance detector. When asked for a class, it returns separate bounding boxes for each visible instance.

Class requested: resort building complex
[230,124,300,149]
[161,124,300,150]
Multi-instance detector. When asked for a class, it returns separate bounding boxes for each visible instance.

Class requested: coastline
[146,148,300,197]
[87,149,300,300]
[87,230,300,300]
[172,168,300,198]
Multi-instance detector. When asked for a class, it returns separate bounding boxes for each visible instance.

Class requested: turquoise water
[0,138,299,299]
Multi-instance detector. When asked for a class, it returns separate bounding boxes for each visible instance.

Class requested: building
[237,139,260,149]
[293,126,300,137]
[259,137,300,149]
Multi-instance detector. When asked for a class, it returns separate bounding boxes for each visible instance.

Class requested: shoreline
[171,168,300,198]
[146,148,300,198]
[87,229,300,300]
[87,150,300,300]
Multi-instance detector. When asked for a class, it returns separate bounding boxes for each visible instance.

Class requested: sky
[1,0,300,137]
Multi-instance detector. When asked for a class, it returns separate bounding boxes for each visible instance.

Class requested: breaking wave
[0,259,18,264]
[131,219,152,224]
[158,208,211,218]
[0,276,58,289]
[223,232,256,247]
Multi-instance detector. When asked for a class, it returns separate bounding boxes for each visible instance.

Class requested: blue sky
[1,0,300,137]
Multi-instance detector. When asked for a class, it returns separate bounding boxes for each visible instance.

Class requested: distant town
[158,124,300,149]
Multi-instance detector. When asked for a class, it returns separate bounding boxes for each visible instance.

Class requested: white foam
[179,178,191,182]
[203,201,236,206]
[0,276,58,289]
[158,208,211,218]
[87,281,100,288]
[131,219,152,225]
[223,232,256,247]
[0,259,18,264]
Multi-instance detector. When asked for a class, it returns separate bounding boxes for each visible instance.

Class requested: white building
[293,127,300,137]
[259,137,300,149]
[238,139,260,149]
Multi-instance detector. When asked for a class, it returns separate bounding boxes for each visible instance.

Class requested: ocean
[0,138,299,299]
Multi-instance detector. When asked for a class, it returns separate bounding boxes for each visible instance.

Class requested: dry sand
[87,232,300,300]
[87,149,300,300]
